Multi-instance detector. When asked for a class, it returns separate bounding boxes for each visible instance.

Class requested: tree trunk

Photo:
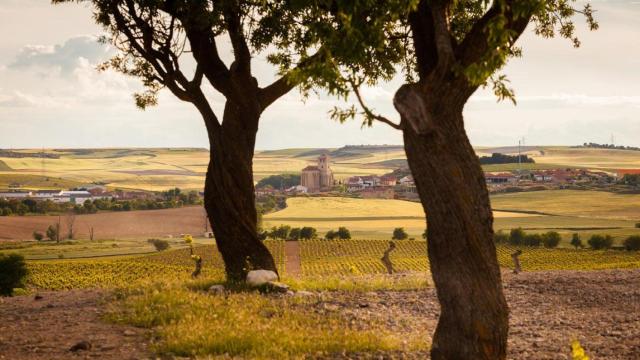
[203,100,277,282]
[401,101,509,359]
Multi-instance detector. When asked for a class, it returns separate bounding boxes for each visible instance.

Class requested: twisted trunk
[398,91,508,359]
[202,99,277,282]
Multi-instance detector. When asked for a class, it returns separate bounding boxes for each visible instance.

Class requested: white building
[0,191,32,199]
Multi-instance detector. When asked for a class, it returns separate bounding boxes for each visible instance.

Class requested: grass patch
[284,273,430,292]
[106,281,427,358]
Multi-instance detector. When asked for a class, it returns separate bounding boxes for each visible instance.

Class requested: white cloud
[8,35,111,75]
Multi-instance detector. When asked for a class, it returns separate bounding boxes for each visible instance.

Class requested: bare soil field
[1,269,637,359]
[0,206,208,240]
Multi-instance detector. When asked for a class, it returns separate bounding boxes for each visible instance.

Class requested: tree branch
[350,80,402,131]
[223,0,251,74]
[258,48,326,110]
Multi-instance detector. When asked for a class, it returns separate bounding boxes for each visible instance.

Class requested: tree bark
[202,99,278,282]
[400,97,509,359]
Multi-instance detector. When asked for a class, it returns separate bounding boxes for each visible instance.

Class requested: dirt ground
[1,269,638,359]
[0,206,208,241]
[0,289,150,360]
[327,269,640,359]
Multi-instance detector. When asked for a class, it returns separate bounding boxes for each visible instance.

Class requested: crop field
[300,239,640,276]
[26,242,284,290]
[0,147,409,191]
[2,146,636,192]
[21,239,640,291]
[264,196,640,243]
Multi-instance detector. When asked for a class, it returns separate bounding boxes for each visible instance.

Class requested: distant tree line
[495,228,640,251]
[256,174,301,190]
[576,142,640,152]
[260,225,318,241]
[478,153,535,165]
[0,188,201,216]
[620,174,640,187]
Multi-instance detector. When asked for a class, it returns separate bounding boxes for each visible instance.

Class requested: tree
[493,230,509,244]
[392,227,409,240]
[624,236,640,251]
[337,226,351,240]
[256,174,301,190]
[46,223,60,243]
[325,229,338,240]
[542,231,561,248]
[300,226,317,240]
[290,1,597,357]
[509,227,526,246]
[570,233,583,249]
[588,234,613,250]
[56,0,328,282]
[0,254,28,296]
[523,233,542,247]
[288,227,301,241]
[66,211,76,240]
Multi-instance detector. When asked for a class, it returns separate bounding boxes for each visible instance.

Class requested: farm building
[399,175,414,186]
[485,173,518,184]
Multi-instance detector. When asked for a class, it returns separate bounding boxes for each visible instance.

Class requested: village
[0,186,151,204]
[255,153,640,200]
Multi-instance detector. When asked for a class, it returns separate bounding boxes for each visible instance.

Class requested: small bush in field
[542,231,561,248]
[588,235,613,250]
[493,231,509,244]
[635,222,640,229]
[33,231,44,241]
[0,254,28,296]
[523,233,542,247]
[570,233,583,249]
[509,228,525,245]
[392,227,408,240]
[148,238,170,252]
[623,236,640,251]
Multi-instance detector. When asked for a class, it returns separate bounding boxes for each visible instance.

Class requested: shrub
[392,227,408,240]
[325,230,338,240]
[635,222,640,229]
[46,224,59,242]
[337,227,351,240]
[523,233,542,247]
[288,228,301,241]
[493,230,509,244]
[0,254,28,296]
[570,233,583,249]
[299,227,317,240]
[623,236,640,251]
[542,231,561,248]
[509,228,526,246]
[588,235,614,250]
[32,231,44,241]
[147,238,170,252]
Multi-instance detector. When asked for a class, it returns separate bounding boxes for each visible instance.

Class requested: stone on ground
[246,270,278,286]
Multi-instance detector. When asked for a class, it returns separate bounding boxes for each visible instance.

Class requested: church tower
[318,154,334,190]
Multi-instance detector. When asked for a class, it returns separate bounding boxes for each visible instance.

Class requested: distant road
[0,206,209,241]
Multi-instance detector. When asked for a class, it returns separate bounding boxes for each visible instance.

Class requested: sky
[0,0,638,150]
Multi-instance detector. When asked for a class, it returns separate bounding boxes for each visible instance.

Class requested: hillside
[0,146,639,191]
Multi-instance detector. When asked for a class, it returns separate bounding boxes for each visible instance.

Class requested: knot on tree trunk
[393,83,432,135]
